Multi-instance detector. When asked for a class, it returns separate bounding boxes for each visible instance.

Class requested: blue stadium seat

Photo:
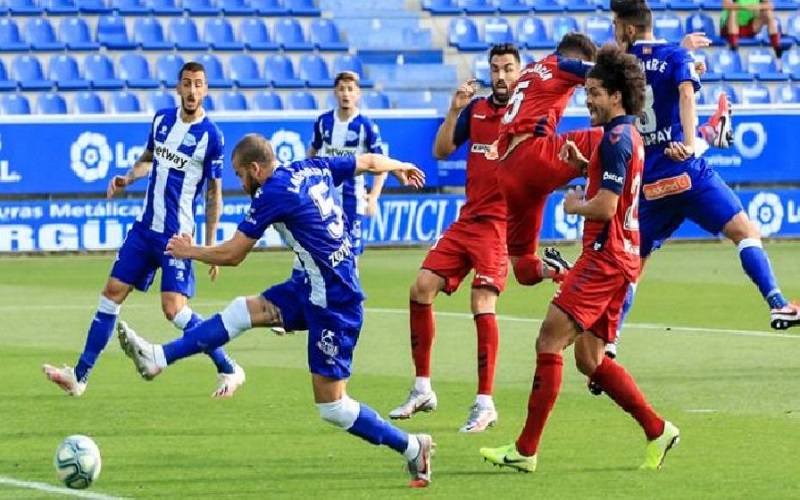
[111,0,148,15]
[134,17,173,50]
[252,91,284,110]
[668,0,702,10]
[685,13,722,45]
[84,54,124,89]
[264,54,305,88]
[37,92,68,114]
[218,91,249,111]
[653,14,684,43]
[531,0,564,13]
[183,0,218,15]
[498,0,529,13]
[565,0,597,12]
[484,17,514,45]
[26,18,66,51]
[389,90,450,111]
[240,18,280,51]
[782,49,800,79]
[463,0,496,15]
[693,50,722,82]
[325,93,337,109]
[552,16,580,42]
[274,18,314,51]
[747,49,789,81]
[249,0,289,15]
[772,0,799,10]
[776,83,800,103]
[448,17,487,51]
[202,94,215,111]
[517,16,552,49]
[60,17,100,50]
[0,94,31,114]
[299,54,333,88]
[423,0,461,15]
[204,18,244,51]
[75,91,105,114]
[0,61,17,91]
[285,0,321,16]
[521,52,536,66]
[707,83,739,105]
[694,89,706,104]
[169,18,208,50]
[43,0,79,15]
[332,54,374,88]
[0,19,28,51]
[12,54,52,90]
[146,0,182,15]
[77,0,112,14]
[472,54,490,86]
[788,14,800,42]
[110,91,142,112]
[288,90,318,110]
[741,83,772,104]
[149,90,176,111]
[362,90,391,110]
[709,49,754,81]
[49,54,90,90]
[218,0,254,14]
[309,18,348,51]
[8,0,44,16]
[194,54,233,88]
[97,15,137,49]
[570,86,587,108]
[584,15,613,45]
[156,53,185,86]
[229,54,269,88]
[119,53,160,88]
[643,0,668,9]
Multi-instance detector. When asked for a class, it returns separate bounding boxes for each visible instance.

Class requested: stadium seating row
[0,16,345,52]
[423,0,800,14]
[1,0,320,16]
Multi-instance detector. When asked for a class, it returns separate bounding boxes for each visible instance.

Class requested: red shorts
[421,217,508,294]
[721,22,755,38]
[499,128,603,257]
[551,254,630,343]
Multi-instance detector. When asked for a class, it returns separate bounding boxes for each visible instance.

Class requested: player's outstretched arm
[107,149,153,199]
[433,80,475,159]
[204,177,223,281]
[166,231,257,267]
[355,154,426,189]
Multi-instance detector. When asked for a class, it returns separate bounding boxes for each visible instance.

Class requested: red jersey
[452,96,507,221]
[497,54,593,157]
[583,115,644,282]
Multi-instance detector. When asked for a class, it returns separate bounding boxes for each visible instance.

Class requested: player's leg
[753,10,784,60]
[308,307,433,488]
[390,226,469,419]
[698,91,733,149]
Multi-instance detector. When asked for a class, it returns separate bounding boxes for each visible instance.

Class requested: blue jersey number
[309,182,345,239]
[636,85,657,134]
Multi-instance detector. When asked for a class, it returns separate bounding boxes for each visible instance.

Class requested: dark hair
[334,71,360,88]
[488,43,521,64]
[233,133,275,166]
[178,62,206,82]
[556,33,597,61]
[587,44,646,116]
[610,0,652,30]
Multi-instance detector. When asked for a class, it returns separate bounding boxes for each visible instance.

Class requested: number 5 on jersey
[309,182,345,239]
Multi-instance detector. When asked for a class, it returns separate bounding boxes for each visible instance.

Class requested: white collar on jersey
[334,108,361,124]
[176,106,206,125]
[633,38,669,45]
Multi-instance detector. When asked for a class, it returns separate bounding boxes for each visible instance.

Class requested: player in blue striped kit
[43,62,244,398]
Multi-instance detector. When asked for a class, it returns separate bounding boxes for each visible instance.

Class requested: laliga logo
[734,122,767,160]
[554,197,583,240]
[270,129,305,163]
[747,192,783,237]
[71,132,112,183]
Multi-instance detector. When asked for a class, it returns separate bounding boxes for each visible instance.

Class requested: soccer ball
[53,435,102,489]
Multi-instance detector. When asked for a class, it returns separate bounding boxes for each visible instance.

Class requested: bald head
[232,133,275,167]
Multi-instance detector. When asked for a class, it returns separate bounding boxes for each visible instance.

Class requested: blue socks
[347,403,409,453]
[163,314,231,366]
[173,306,236,374]
[75,296,121,383]
[738,238,788,309]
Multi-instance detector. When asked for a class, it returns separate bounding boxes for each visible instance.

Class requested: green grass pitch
[0,242,799,499]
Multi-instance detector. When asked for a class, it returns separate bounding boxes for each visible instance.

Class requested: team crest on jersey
[181,133,197,147]
[158,125,168,138]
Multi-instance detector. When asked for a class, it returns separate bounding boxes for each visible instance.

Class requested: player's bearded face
[489,54,520,105]
[178,71,207,116]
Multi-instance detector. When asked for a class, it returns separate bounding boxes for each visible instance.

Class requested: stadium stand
[0,0,796,114]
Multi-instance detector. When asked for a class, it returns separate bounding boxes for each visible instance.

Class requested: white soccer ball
[54,435,102,489]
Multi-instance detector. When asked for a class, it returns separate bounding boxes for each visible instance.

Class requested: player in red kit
[495,33,604,287]
[389,44,521,433]
[481,45,679,472]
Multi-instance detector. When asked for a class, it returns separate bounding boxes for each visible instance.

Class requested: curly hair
[610,0,652,29]
[587,44,646,117]
[556,32,597,61]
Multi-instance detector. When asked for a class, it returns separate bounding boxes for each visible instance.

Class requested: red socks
[590,356,665,440]
[516,352,563,456]
[475,313,499,396]
[410,301,435,377]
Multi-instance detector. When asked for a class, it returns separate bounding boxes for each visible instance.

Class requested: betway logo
[154,145,190,170]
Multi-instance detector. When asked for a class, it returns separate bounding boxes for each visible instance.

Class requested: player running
[388,44,522,432]
[43,62,244,398]
[115,134,435,488]
[480,45,679,473]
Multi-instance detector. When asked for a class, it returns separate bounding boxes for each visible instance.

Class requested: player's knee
[220,296,252,339]
[470,288,497,315]
[724,213,759,243]
[101,279,129,304]
[161,302,182,322]
[512,255,544,286]
[574,351,599,377]
[410,272,440,302]
[317,397,360,429]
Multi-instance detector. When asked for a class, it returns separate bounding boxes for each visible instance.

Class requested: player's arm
[664,81,698,161]
[166,231,256,267]
[564,133,628,221]
[432,81,475,159]
[364,120,388,216]
[107,149,153,199]
[355,154,425,189]
[307,115,323,158]
[204,178,222,247]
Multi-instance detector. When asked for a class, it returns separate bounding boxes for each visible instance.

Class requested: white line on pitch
[0,476,127,499]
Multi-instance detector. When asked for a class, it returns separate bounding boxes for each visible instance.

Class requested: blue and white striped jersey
[310,110,384,218]
[136,107,224,237]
